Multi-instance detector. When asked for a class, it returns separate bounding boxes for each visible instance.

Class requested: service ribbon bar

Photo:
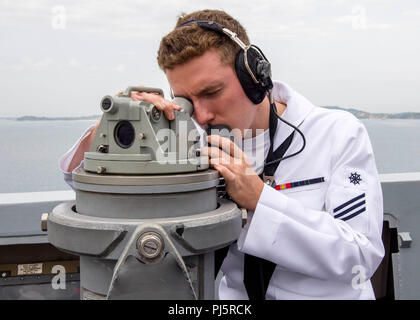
[275,177,325,190]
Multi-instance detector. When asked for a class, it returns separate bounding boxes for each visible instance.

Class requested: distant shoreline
[1,106,419,121]
[1,115,101,121]
[323,107,420,120]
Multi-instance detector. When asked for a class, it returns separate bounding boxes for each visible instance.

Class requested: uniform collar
[271,81,314,150]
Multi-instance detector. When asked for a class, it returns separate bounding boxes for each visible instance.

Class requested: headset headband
[177,19,267,85]
[178,19,248,50]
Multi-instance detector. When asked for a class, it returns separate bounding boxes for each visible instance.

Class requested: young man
[60,9,384,299]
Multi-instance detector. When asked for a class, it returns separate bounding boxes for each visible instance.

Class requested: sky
[0,0,419,117]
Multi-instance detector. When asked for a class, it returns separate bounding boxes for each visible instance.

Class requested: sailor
[60,9,384,299]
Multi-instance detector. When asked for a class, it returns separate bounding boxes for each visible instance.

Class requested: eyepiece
[100,96,117,114]
[102,97,112,110]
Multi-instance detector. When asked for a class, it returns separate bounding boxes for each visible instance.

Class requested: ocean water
[0,119,97,193]
[361,119,420,175]
[0,118,419,193]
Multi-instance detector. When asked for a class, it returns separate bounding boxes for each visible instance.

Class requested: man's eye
[204,90,220,98]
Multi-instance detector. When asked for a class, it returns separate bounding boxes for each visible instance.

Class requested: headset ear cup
[235,48,267,104]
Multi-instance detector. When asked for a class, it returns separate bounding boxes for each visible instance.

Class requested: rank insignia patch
[349,172,362,185]
[333,193,366,221]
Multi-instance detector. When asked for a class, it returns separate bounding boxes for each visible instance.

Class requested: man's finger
[201,146,232,165]
[213,164,236,183]
[207,135,244,160]
[130,92,143,101]
[129,91,181,120]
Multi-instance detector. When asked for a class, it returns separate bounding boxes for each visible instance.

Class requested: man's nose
[192,101,215,126]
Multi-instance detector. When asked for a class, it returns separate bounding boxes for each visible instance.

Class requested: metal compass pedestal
[46,87,242,299]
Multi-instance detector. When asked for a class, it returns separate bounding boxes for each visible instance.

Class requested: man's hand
[118,85,182,120]
[201,135,264,212]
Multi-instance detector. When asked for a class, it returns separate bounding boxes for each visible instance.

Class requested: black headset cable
[263,90,307,167]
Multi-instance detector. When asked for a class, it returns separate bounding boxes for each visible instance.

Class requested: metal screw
[97,166,106,174]
[151,106,162,122]
[100,133,107,138]
[97,145,108,153]
[138,133,146,140]
[41,213,49,231]
[137,232,164,259]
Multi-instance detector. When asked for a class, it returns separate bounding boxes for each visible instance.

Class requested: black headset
[177,19,273,105]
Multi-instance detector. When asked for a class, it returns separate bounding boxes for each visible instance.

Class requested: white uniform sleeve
[238,118,385,283]
[58,124,96,189]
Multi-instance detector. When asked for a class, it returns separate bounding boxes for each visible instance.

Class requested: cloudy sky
[0,0,419,117]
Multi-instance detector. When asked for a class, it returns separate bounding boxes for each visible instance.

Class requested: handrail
[0,172,419,203]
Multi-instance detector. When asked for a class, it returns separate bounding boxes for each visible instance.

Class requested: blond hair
[157,9,250,71]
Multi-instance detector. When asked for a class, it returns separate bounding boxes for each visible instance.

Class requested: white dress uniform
[59,125,95,189]
[59,81,385,300]
[218,81,385,300]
